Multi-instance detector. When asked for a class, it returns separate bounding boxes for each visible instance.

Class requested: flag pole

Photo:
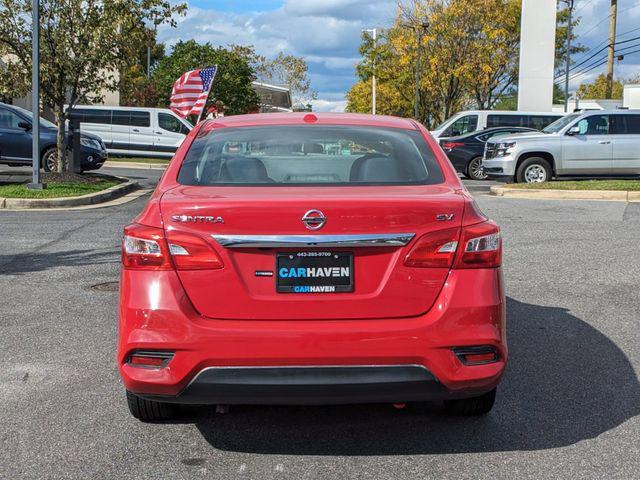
[197,66,218,124]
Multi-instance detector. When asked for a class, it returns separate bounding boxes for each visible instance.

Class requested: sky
[157,0,640,113]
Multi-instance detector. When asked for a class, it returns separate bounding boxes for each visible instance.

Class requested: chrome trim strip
[212,233,415,248]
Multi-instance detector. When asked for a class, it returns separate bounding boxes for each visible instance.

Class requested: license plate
[276,252,354,293]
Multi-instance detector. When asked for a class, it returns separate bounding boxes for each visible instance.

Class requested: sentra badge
[171,214,224,224]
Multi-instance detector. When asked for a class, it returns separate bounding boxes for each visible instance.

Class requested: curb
[104,161,168,170]
[0,176,138,209]
[490,185,640,202]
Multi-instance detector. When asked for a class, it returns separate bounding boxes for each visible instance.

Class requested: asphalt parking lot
[1,165,638,479]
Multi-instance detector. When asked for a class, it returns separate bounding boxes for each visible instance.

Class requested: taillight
[165,230,223,270]
[404,221,501,269]
[456,220,501,268]
[122,224,224,270]
[404,228,460,268]
[441,141,464,150]
[122,224,172,270]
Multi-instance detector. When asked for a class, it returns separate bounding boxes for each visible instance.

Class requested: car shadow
[178,297,639,455]
[0,249,118,275]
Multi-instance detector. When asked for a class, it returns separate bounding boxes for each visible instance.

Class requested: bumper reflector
[127,351,174,369]
[453,346,499,366]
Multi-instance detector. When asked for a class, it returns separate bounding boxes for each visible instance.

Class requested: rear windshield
[177,125,444,186]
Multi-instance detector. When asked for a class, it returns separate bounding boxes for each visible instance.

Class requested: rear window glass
[177,125,444,186]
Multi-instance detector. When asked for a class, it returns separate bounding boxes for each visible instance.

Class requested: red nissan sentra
[118,113,506,421]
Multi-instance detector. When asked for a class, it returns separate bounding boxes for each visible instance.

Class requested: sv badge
[436,214,455,221]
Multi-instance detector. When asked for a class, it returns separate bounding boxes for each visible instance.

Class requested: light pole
[362,28,377,115]
[562,0,574,113]
[28,0,44,189]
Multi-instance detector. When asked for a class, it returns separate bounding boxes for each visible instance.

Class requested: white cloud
[310,99,348,112]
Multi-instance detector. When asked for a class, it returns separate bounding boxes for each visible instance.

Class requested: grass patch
[0,179,121,198]
[508,179,640,191]
[109,156,170,165]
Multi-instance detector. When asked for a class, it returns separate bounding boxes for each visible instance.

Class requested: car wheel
[467,157,488,180]
[41,147,59,173]
[126,390,175,422]
[444,388,496,416]
[516,157,552,184]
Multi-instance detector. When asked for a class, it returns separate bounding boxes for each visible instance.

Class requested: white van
[67,106,193,158]
[430,110,564,139]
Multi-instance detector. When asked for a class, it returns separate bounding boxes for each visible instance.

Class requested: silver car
[482,110,640,183]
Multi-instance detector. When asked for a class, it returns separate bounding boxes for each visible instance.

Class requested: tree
[120,28,166,107]
[348,0,523,127]
[254,52,317,104]
[576,74,625,99]
[0,0,185,173]
[151,40,260,117]
[347,0,589,123]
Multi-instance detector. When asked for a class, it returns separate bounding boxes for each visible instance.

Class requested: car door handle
[598,140,611,144]
[155,131,163,135]
[132,128,140,133]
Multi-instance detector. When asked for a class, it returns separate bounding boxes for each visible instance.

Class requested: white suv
[482,110,640,183]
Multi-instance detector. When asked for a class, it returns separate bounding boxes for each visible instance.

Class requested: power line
[568,58,608,81]
[555,35,640,79]
[567,42,640,81]
[574,0,595,15]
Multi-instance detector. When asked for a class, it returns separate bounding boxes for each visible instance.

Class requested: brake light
[441,141,464,150]
[165,230,224,270]
[122,224,172,270]
[122,224,224,270]
[404,228,460,268]
[455,220,501,268]
[404,221,501,269]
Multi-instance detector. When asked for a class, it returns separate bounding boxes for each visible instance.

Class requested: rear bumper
[118,268,507,405]
[137,365,490,405]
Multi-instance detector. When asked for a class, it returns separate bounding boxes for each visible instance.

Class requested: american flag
[170,66,218,118]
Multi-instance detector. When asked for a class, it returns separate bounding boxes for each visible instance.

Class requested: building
[252,81,293,112]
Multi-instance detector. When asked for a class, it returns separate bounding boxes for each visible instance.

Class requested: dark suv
[0,103,107,172]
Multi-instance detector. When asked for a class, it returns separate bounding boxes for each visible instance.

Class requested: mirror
[18,121,32,131]
[567,126,581,136]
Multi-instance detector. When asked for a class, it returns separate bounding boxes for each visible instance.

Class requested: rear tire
[41,147,58,173]
[516,157,552,184]
[126,390,175,422]
[466,156,488,180]
[444,388,496,416]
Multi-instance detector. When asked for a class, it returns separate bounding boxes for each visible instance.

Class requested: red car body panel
[118,113,507,405]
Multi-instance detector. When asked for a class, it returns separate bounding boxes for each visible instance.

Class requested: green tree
[120,28,166,107]
[151,40,260,117]
[0,0,185,173]
[576,74,625,99]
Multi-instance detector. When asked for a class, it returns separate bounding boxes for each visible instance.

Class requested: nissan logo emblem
[302,210,326,230]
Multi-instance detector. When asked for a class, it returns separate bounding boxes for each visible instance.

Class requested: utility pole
[28,0,44,190]
[605,0,618,99]
[563,0,574,112]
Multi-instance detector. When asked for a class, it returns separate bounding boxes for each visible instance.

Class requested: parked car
[431,110,564,139]
[67,105,193,158]
[0,103,107,171]
[119,112,507,421]
[440,126,537,180]
[482,110,640,183]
